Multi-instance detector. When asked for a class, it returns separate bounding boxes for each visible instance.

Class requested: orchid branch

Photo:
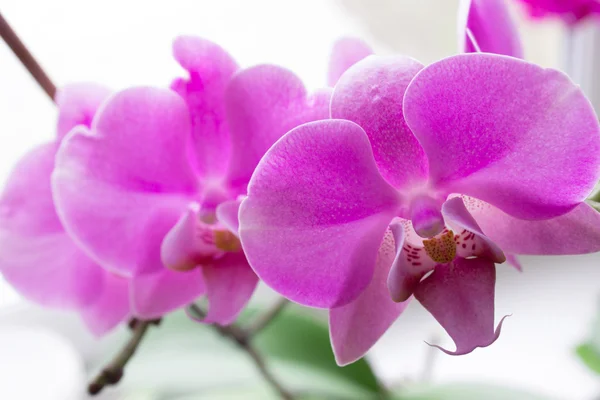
[87,318,159,395]
[246,298,289,336]
[188,304,295,400]
[0,11,56,101]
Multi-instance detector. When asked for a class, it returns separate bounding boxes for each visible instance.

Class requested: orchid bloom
[459,0,524,58]
[327,37,373,87]
[0,84,130,335]
[460,0,528,270]
[51,36,330,322]
[238,53,600,364]
[517,0,600,24]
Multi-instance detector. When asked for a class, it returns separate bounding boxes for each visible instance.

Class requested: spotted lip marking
[422,230,456,264]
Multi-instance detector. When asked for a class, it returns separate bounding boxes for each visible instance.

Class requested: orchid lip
[162,204,242,272]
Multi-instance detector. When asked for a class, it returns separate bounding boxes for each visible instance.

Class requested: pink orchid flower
[459,0,524,58]
[460,0,528,271]
[327,37,373,87]
[51,36,331,323]
[516,0,600,24]
[238,53,600,365]
[0,84,130,335]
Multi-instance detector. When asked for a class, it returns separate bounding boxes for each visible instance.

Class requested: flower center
[162,208,243,272]
[422,230,456,264]
[214,229,242,252]
[195,213,242,257]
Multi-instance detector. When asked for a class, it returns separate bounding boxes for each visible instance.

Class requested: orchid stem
[87,319,159,395]
[0,11,56,102]
[189,304,295,400]
[247,298,289,336]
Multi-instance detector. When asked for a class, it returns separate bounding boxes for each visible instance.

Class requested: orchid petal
[81,273,130,336]
[239,119,401,308]
[52,87,199,275]
[387,219,436,302]
[330,228,410,366]
[442,197,506,263]
[216,199,242,236]
[55,83,111,140]
[202,252,258,325]
[171,36,239,179]
[464,197,600,255]
[0,143,129,335]
[130,268,205,319]
[415,257,506,355]
[517,0,600,24]
[327,37,373,87]
[161,206,199,271]
[0,143,104,308]
[506,254,523,271]
[225,65,330,193]
[331,55,428,190]
[458,0,524,58]
[404,54,600,219]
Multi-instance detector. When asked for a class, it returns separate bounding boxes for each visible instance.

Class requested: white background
[1,0,599,399]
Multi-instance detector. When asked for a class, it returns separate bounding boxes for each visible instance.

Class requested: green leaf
[576,300,600,374]
[253,306,381,395]
[171,387,330,400]
[104,305,382,399]
[394,383,557,400]
[170,387,275,400]
[576,343,600,375]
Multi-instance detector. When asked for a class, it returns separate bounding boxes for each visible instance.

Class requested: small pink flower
[51,37,331,322]
[459,0,524,58]
[238,53,600,364]
[0,84,130,335]
[517,0,600,24]
[327,37,373,87]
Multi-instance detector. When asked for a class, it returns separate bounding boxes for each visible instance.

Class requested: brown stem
[189,304,295,400]
[87,319,157,395]
[0,11,56,101]
[246,298,289,335]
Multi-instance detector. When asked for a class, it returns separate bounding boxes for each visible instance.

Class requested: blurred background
[1,0,600,399]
